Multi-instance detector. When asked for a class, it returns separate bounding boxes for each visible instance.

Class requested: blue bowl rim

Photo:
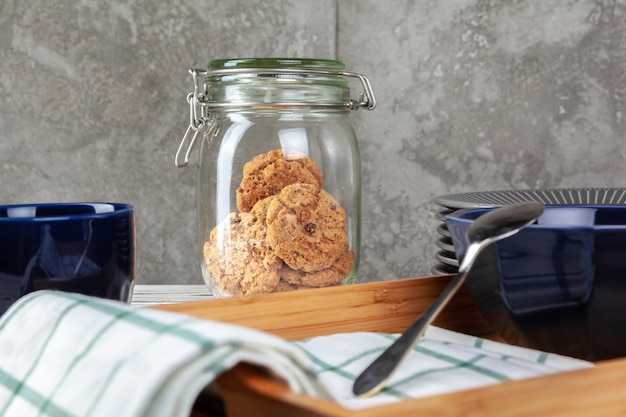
[445,204,626,231]
[0,202,134,222]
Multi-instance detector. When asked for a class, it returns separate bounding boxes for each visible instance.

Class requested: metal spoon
[352,201,545,398]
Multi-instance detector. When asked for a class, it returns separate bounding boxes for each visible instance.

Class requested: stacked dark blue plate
[432,188,626,275]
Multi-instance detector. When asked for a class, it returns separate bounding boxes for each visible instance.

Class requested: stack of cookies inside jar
[203,149,354,296]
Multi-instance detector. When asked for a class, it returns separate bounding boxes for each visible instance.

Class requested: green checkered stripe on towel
[290,327,593,409]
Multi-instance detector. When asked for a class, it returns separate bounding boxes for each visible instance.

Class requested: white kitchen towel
[0,290,592,416]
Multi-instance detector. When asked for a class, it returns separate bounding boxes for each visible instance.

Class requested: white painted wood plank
[131,284,213,306]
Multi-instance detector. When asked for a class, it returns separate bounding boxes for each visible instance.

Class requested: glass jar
[176,58,376,297]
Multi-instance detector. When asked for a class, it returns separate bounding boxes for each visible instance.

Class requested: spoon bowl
[352,201,545,398]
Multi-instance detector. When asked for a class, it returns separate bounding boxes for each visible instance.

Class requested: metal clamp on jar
[176,58,376,297]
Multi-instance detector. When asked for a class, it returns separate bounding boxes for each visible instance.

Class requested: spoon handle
[352,266,470,397]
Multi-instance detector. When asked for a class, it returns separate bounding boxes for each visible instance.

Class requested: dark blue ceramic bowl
[0,203,135,315]
[446,205,626,361]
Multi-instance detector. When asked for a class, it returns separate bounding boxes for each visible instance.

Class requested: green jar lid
[208,58,345,72]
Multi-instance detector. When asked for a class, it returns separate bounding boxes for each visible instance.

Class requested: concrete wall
[2,1,625,284]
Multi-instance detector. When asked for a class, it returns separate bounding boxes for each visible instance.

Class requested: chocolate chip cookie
[279,248,355,287]
[203,209,282,296]
[236,149,323,212]
[266,183,348,272]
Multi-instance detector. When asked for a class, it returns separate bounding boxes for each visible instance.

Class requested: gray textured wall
[2,1,625,284]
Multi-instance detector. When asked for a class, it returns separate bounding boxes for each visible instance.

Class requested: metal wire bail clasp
[175,68,209,168]
[343,71,376,111]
